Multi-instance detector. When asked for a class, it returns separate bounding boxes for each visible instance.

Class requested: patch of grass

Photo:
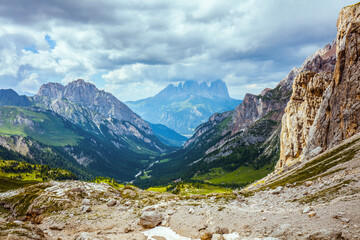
[0,106,82,146]
[91,176,125,189]
[0,160,77,182]
[0,176,38,193]
[159,158,171,163]
[147,186,168,193]
[193,165,272,186]
[166,182,232,195]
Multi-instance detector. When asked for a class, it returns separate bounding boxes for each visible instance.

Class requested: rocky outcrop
[304,3,360,156]
[277,3,360,168]
[277,71,333,168]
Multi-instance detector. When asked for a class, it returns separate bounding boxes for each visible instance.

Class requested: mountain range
[0,81,173,181]
[126,80,242,136]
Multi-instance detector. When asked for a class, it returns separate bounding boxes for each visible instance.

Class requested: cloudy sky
[0,0,358,101]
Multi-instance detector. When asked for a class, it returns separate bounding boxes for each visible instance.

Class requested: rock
[124,201,132,206]
[49,223,65,231]
[306,230,343,240]
[303,206,314,214]
[106,199,117,207]
[308,211,317,218]
[122,188,137,199]
[302,3,360,160]
[340,218,350,223]
[332,212,345,219]
[118,206,128,211]
[236,195,246,203]
[276,42,336,169]
[211,234,225,240]
[82,199,91,205]
[200,232,213,240]
[124,224,134,233]
[305,181,314,187]
[188,207,195,214]
[272,186,283,195]
[140,211,163,229]
[80,205,92,213]
[272,224,291,237]
[215,227,229,234]
[75,232,95,240]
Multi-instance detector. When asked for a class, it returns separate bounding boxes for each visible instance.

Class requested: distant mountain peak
[157,79,230,99]
[0,89,31,107]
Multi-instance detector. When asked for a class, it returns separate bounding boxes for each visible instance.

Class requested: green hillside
[0,106,82,146]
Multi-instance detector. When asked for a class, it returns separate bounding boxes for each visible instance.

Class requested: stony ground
[1,138,360,240]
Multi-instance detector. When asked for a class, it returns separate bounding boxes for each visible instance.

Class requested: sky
[0,0,358,101]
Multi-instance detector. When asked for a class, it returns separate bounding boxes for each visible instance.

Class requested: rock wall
[277,71,333,168]
[277,3,360,168]
[304,3,360,158]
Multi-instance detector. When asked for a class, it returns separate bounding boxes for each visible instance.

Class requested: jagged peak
[155,79,230,99]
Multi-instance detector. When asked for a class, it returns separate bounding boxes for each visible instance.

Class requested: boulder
[106,199,117,207]
[140,211,163,229]
[82,199,91,206]
[306,230,343,240]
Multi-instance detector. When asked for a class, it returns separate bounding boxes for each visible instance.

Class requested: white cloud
[17,73,41,94]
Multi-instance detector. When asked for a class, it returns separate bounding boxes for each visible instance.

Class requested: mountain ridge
[126,79,241,136]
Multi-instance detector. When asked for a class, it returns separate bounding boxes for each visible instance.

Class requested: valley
[0,1,360,239]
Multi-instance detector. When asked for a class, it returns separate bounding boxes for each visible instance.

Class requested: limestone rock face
[277,3,360,168]
[304,3,360,156]
[277,71,333,168]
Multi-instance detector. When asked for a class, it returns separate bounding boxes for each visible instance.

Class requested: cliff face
[231,43,336,136]
[277,71,333,168]
[277,3,360,168]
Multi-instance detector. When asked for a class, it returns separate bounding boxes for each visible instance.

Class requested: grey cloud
[0,0,358,101]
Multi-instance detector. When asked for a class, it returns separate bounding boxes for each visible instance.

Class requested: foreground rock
[140,211,164,229]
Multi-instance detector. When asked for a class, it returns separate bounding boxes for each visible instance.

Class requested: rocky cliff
[277,3,360,169]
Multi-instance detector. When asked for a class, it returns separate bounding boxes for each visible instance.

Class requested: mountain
[0,89,31,107]
[126,80,242,136]
[135,41,336,188]
[148,122,187,147]
[32,79,168,152]
[0,80,174,181]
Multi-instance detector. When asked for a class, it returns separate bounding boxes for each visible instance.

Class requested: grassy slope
[251,133,360,191]
[193,165,273,185]
[0,106,82,146]
[0,176,38,193]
